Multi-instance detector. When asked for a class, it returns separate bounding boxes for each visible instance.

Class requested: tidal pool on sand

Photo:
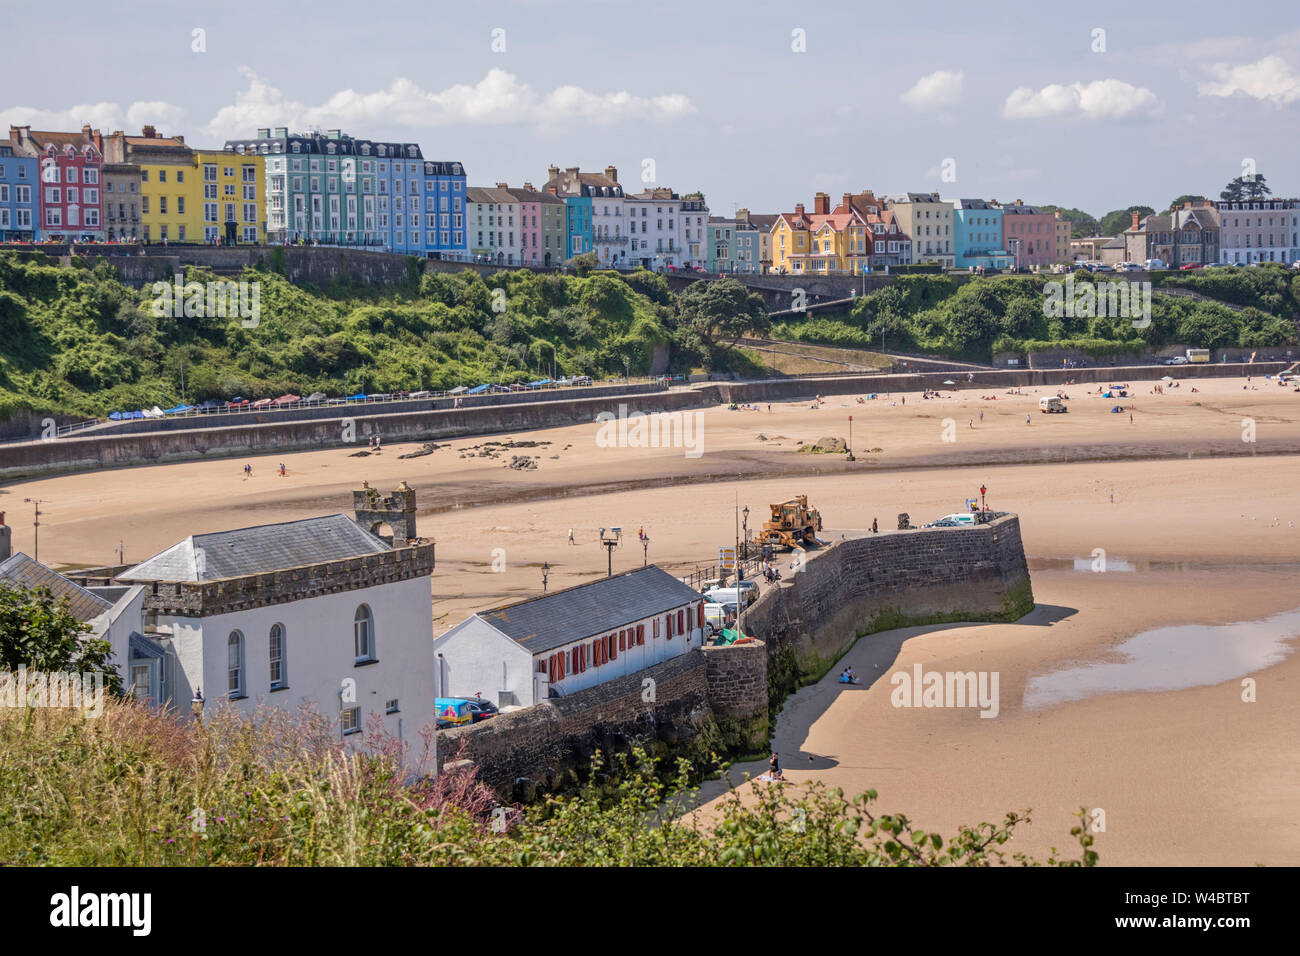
[1022,608,1300,711]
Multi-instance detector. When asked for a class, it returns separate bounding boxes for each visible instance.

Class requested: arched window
[354,605,375,662]
[227,631,245,697]
[269,623,286,689]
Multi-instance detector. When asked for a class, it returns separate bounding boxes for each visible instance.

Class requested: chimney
[814,192,830,215]
[80,124,92,139]
[841,193,854,209]
[1131,211,1140,230]
[256,128,271,139]
[736,207,749,223]
[1014,198,1023,206]
[274,127,288,138]
[604,165,618,182]
[141,125,156,139]
[523,181,535,191]
[1183,200,1192,209]
[547,164,559,180]
[496,182,509,189]
[794,202,805,217]
[565,166,579,178]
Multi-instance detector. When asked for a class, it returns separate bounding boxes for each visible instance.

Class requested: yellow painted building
[99,128,264,243]
[771,193,870,275]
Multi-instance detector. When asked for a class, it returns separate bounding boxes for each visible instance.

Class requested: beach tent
[143,406,164,418]
[447,385,468,395]
[1111,406,1123,413]
[109,412,123,421]
[163,404,193,415]
[251,398,273,409]
[269,394,301,407]
[131,410,144,419]
[467,384,490,395]
[345,393,368,401]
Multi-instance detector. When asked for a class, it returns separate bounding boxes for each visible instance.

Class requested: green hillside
[0,254,765,422]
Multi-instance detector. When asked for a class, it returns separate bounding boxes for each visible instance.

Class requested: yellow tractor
[756,496,825,551]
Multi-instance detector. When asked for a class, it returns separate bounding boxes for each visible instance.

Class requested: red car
[1180,262,1203,270]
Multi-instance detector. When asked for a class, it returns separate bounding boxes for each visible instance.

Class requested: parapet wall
[742,514,1033,669]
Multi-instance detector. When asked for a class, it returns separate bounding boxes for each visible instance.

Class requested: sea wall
[0,388,707,481]
[740,514,1033,676]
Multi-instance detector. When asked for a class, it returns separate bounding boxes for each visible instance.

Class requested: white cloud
[901,70,964,110]
[0,100,186,133]
[203,67,695,139]
[1198,55,1300,106]
[1002,79,1162,120]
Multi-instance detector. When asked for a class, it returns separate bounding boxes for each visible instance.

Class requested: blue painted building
[0,141,39,241]
[375,150,467,259]
[952,198,1013,270]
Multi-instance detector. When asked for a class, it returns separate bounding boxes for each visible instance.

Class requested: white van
[1039,396,1067,413]
[704,584,758,608]
[703,602,733,634]
[1145,258,1166,271]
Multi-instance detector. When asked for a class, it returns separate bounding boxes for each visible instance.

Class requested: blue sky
[3,0,1299,218]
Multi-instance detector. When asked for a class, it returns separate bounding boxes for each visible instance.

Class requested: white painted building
[433,565,707,709]
[115,509,436,746]
[1216,199,1300,265]
[467,186,522,265]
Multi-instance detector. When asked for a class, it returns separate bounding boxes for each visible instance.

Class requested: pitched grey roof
[118,514,390,583]
[128,632,167,659]
[0,552,113,622]
[479,565,702,654]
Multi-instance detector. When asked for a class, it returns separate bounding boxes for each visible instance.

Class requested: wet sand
[3,373,1299,865]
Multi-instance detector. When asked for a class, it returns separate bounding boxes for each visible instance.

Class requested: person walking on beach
[244,463,252,478]
[1026,414,1031,425]
[278,462,286,477]
[568,528,575,545]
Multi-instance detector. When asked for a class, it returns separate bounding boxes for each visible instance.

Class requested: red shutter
[619,629,626,651]
[609,634,617,660]
[697,602,704,627]
[637,624,645,645]
[678,609,685,633]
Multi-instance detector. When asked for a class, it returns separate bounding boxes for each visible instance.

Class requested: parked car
[704,586,757,609]
[1165,355,1189,365]
[1116,262,1143,272]
[1144,259,1167,271]
[1180,262,1203,270]
[703,602,734,634]
[464,698,499,722]
[1039,396,1067,413]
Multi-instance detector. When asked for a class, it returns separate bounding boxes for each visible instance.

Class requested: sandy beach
[3,372,1298,865]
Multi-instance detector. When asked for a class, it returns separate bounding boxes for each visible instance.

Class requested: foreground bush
[0,696,1097,866]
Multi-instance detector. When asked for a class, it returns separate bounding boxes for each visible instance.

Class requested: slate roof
[118,514,390,583]
[478,565,703,654]
[0,552,113,622]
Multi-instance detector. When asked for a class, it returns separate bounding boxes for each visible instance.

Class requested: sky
[3,0,1299,219]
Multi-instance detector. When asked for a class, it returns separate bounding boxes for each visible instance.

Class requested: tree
[0,581,122,693]
[675,277,769,355]
[1221,174,1272,203]
[1099,206,1155,237]
[1170,194,1207,210]
[1038,205,1099,238]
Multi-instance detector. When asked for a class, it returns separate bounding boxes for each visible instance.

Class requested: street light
[641,535,650,567]
[541,561,550,593]
[741,506,750,560]
[190,687,204,720]
[598,527,622,577]
[980,484,987,511]
[22,498,43,563]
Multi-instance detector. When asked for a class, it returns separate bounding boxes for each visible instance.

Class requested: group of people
[242,462,288,478]
[838,667,861,685]
[762,561,782,584]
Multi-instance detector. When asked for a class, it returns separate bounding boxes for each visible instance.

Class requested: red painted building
[8,124,104,241]
[998,199,1054,270]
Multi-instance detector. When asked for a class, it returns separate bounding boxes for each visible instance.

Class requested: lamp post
[22,498,43,563]
[598,527,622,577]
[980,484,987,511]
[190,688,204,721]
[741,506,749,561]
[847,414,855,461]
[541,561,550,593]
[641,535,650,567]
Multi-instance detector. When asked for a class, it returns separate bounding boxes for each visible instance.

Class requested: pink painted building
[502,182,541,267]
[997,199,1054,269]
[8,124,104,241]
